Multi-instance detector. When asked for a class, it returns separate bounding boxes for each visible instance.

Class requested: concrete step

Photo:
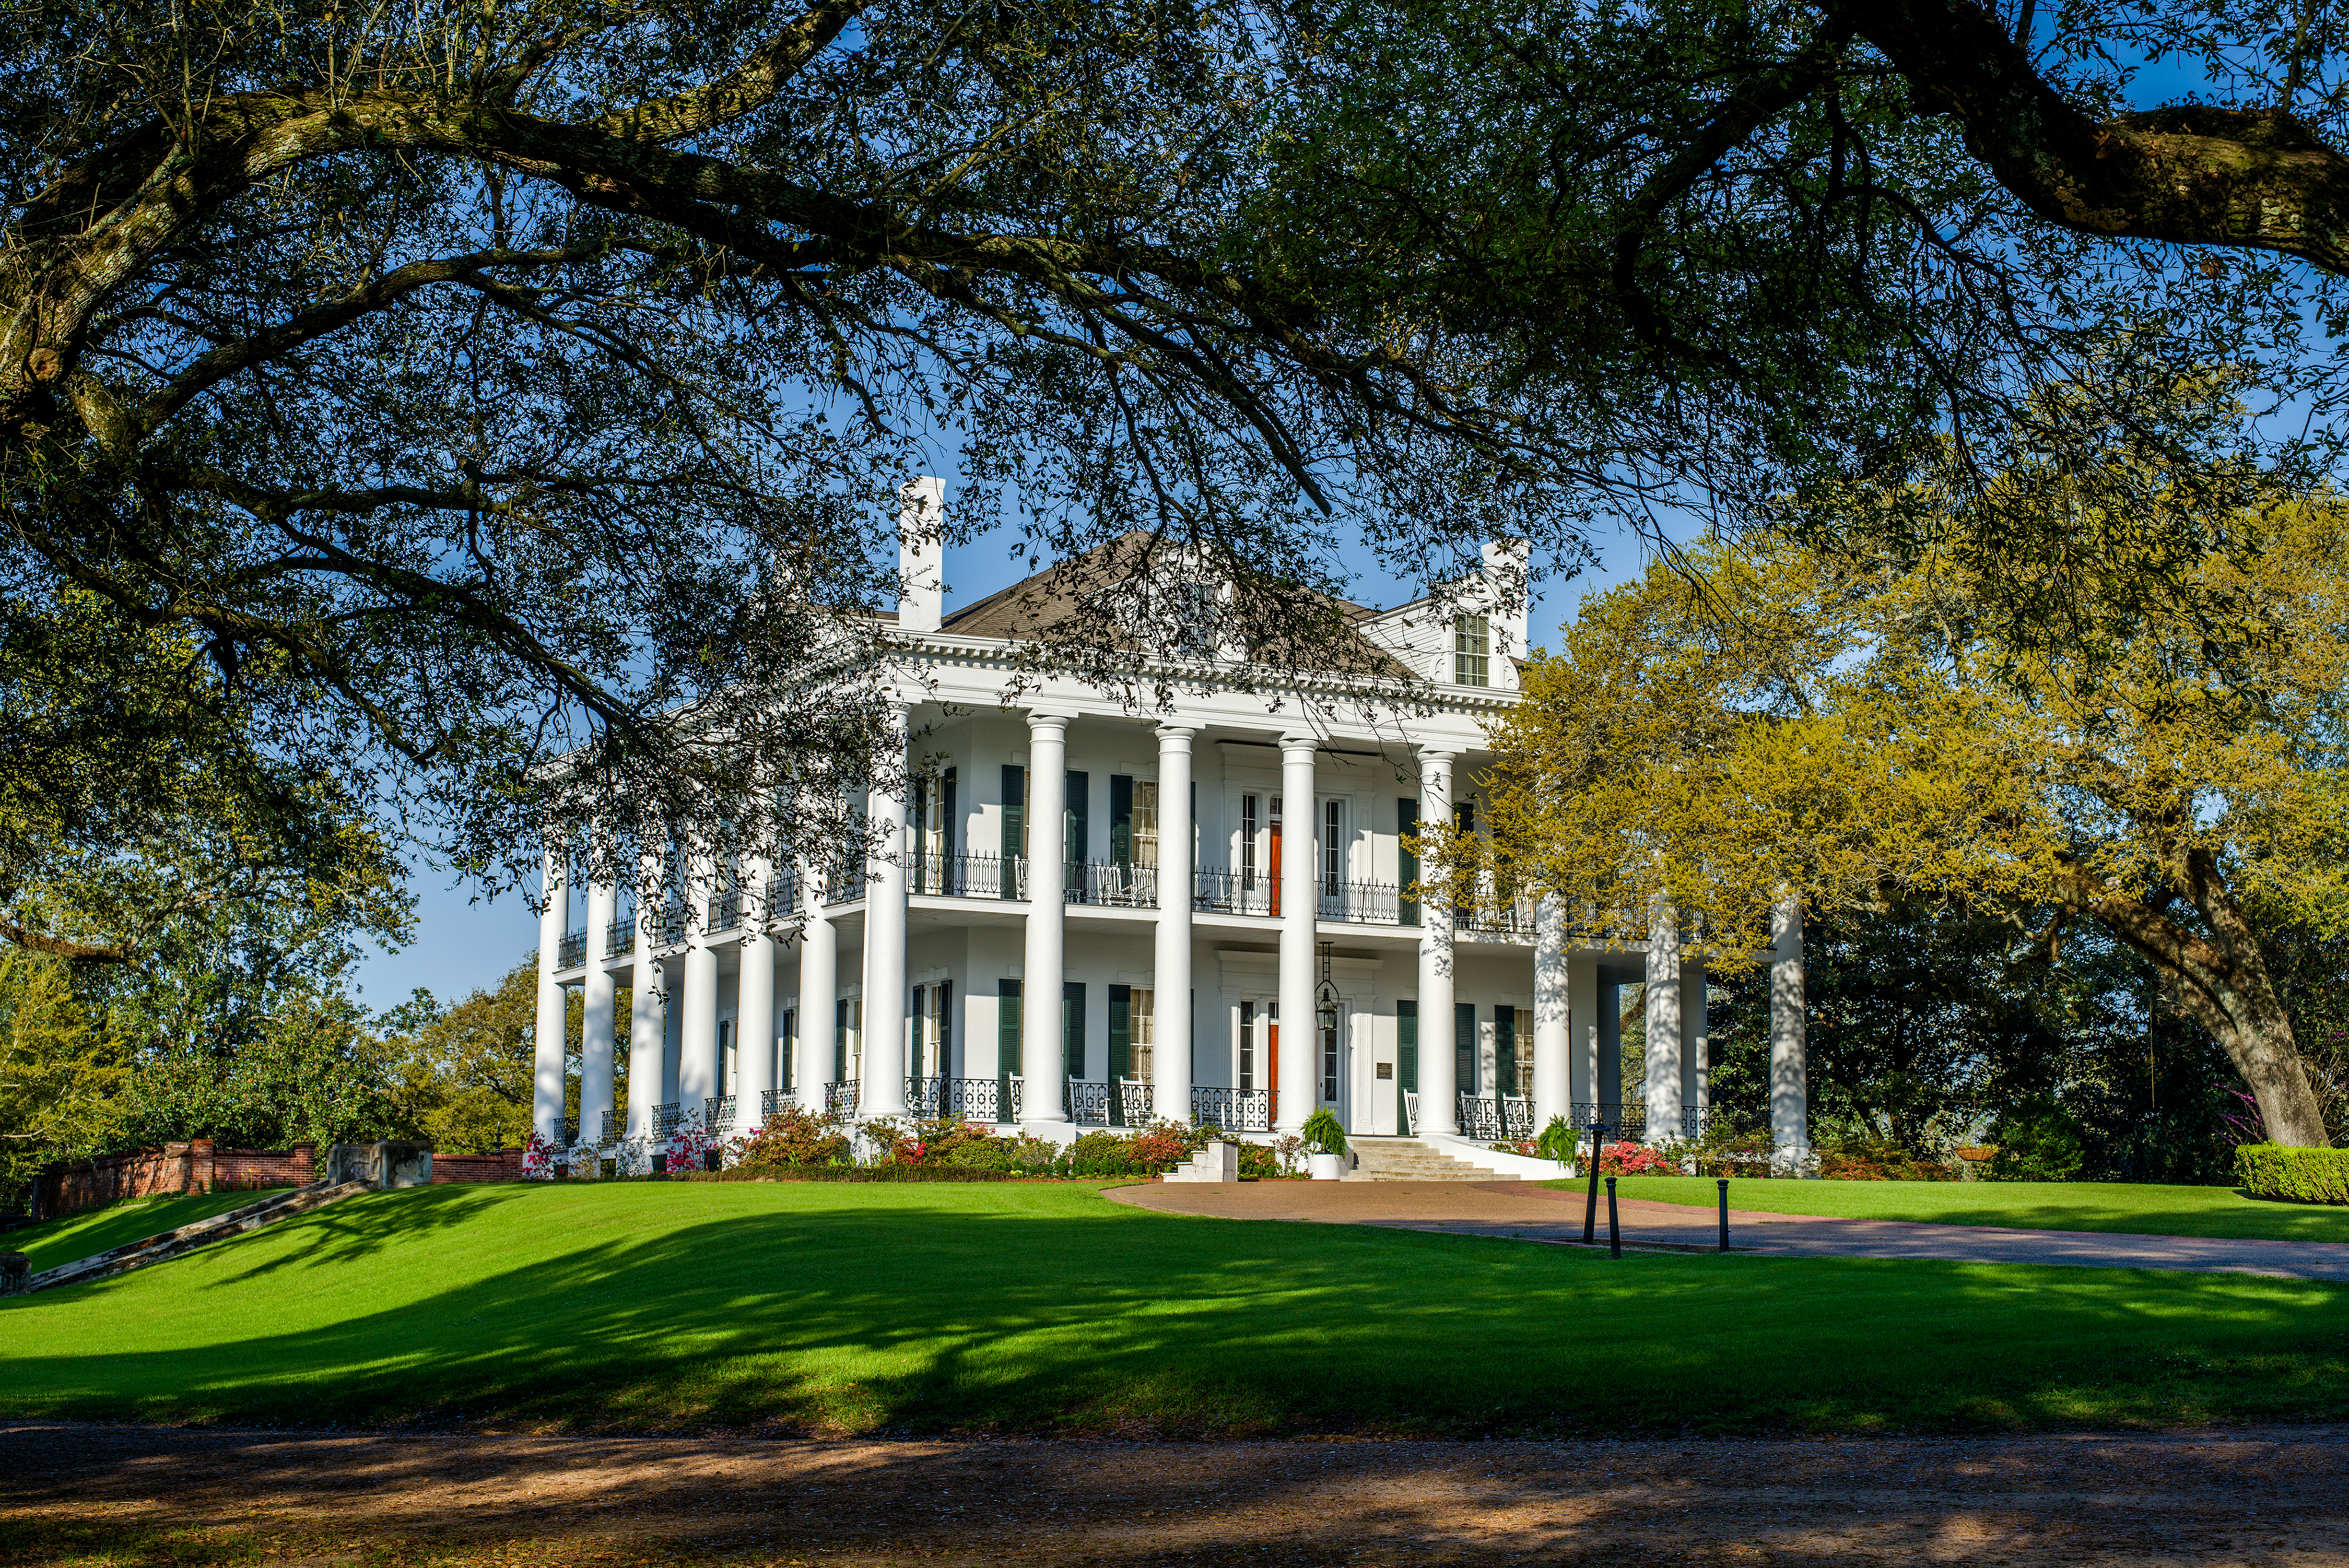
[26,1179,370,1293]
[1342,1139,1521,1182]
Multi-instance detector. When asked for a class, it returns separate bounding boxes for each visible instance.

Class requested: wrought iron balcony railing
[1191,1085,1271,1132]
[605,917,634,956]
[1456,1093,1535,1142]
[1192,869,1273,917]
[760,1088,797,1122]
[906,1076,1023,1121]
[1318,878,1400,925]
[1069,860,1157,909]
[824,1081,859,1115]
[911,851,1026,899]
[556,930,587,968]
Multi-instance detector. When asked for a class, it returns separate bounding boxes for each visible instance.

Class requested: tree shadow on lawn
[5,1183,2347,1438]
[1608,1178,2349,1243]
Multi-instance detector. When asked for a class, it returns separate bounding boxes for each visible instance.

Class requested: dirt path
[1108,1179,2349,1279]
[6,1422,2347,1565]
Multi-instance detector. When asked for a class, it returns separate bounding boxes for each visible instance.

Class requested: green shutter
[1108,984,1132,1123]
[1063,981,1087,1080]
[1065,770,1089,889]
[1397,1000,1417,1129]
[1495,1005,1517,1101]
[1000,766,1023,899]
[1456,1002,1477,1096]
[997,979,1020,1113]
[1110,775,1134,866]
[1398,798,1420,926]
[834,999,848,1084]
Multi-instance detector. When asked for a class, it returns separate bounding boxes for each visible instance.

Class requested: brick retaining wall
[33,1140,317,1220]
[430,1149,525,1183]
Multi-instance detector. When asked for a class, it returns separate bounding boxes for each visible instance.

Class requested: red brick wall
[33,1141,317,1220]
[430,1149,525,1183]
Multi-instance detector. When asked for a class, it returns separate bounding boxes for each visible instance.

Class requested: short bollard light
[1582,1119,1610,1244]
[1605,1175,1622,1258]
[1717,1177,1731,1252]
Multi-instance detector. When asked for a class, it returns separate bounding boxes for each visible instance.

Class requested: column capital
[1025,709,1073,735]
[1416,745,1457,767]
[1277,729,1319,756]
[1154,722,1198,744]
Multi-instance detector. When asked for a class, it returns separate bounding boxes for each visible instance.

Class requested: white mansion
[531,488,1811,1164]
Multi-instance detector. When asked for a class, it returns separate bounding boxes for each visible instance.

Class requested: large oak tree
[9,0,2349,947]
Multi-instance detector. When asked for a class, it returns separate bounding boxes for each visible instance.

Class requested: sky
[345,510,1674,1012]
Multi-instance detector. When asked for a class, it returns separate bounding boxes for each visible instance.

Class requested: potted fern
[1301,1108,1349,1180]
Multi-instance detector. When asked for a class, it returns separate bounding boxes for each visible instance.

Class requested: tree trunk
[2068,861,2330,1147]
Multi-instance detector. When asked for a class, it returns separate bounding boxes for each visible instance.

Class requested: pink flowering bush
[521,1131,560,1181]
[663,1122,717,1174]
[1597,1140,1675,1175]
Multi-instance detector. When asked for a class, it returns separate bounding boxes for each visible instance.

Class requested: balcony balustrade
[910,851,1026,899]
[706,1095,737,1132]
[1569,1102,1649,1142]
[1068,859,1157,909]
[1317,878,1400,924]
[1190,1085,1271,1132]
[556,930,587,968]
[654,1101,683,1139]
[708,890,741,933]
[906,1076,1023,1121]
[824,1081,859,1115]
[1456,1093,1535,1142]
[605,917,634,956]
[759,1088,797,1122]
[1191,869,1272,917]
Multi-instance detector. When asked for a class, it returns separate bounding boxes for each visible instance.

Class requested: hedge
[669,1166,1020,1183]
[2233,1143,2349,1205]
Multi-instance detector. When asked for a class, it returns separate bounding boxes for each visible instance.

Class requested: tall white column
[1771,896,1809,1159]
[797,853,836,1107]
[533,835,569,1146]
[1680,956,1709,1124]
[1644,899,1684,1143]
[1022,712,1071,1125]
[860,705,912,1118]
[737,846,778,1126]
[678,848,719,1127]
[581,869,617,1145]
[1532,896,1570,1132]
[1414,748,1458,1135]
[1276,733,1318,1132]
[625,848,667,1141]
[1153,724,1195,1127]
[1568,955,1600,1113]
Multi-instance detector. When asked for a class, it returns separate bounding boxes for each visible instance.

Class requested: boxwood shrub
[2234,1143,2349,1205]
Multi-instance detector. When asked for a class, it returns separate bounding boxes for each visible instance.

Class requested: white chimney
[897,476,945,632]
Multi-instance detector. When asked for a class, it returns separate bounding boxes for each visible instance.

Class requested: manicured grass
[5,1189,289,1274]
[1569,1175,2349,1242]
[3,1180,2345,1436]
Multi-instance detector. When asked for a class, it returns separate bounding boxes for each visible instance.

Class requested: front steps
[1343,1137,1522,1182]
[24,1180,370,1294]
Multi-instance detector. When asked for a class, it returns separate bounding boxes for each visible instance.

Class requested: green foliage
[2233,1144,2349,1206]
[1815,1136,1953,1182]
[1987,1096,2089,1184]
[0,946,120,1205]
[733,1107,853,1170]
[1299,1108,1347,1157]
[1533,1115,1576,1163]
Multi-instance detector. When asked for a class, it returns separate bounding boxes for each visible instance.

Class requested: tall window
[1130,988,1155,1081]
[1321,799,1343,894]
[1239,999,1256,1090]
[1454,613,1491,686]
[1240,794,1260,887]
[1134,781,1159,867]
[1319,999,1339,1104]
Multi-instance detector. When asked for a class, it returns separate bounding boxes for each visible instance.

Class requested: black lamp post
[1581,1116,1610,1244]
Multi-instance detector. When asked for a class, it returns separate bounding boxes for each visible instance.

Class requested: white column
[1023,712,1071,1124]
[1644,899,1684,1142]
[1680,956,1708,1125]
[1771,896,1809,1159]
[581,868,617,1146]
[532,835,569,1145]
[737,846,778,1126]
[625,849,667,1141]
[1532,896,1570,1132]
[797,853,836,1107]
[678,848,719,1127]
[861,704,912,1117]
[1276,733,1318,1132]
[1414,749,1458,1135]
[1567,955,1599,1112]
[1153,724,1196,1127]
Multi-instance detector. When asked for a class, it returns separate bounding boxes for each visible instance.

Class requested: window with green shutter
[1063,981,1087,1079]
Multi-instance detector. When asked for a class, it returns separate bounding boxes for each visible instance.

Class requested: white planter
[1307,1151,1345,1181]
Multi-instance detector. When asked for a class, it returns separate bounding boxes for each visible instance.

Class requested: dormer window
[1453,614,1491,686]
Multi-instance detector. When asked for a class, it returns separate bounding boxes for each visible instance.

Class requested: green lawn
[2,1180,2345,1437]
[5,1189,289,1274]
[1573,1175,2349,1242]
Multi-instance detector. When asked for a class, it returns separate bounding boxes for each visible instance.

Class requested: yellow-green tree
[0,946,123,1199]
[384,960,630,1153]
[1483,484,2349,1148]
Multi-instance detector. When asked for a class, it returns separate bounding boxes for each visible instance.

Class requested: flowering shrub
[1269,1133,1307,1175]
[566,1141,603,1180]
[866,1115,999,1166]
[521,1131,560,1181]
[663,1121,717,1174]
[1490,1137,1538,1158]
[1596,1141,1675,1175]
[1816,1135,1953,1181]
[614,1138,657,1178]
[732,1107,853,1169]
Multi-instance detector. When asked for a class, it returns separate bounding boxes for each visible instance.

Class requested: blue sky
[347,511,1669,1011]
